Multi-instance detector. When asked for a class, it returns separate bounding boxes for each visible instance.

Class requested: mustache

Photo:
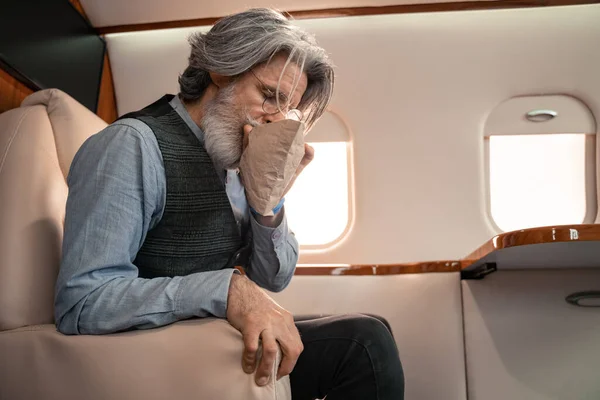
[244,115,260,128]
[200,85,261,170]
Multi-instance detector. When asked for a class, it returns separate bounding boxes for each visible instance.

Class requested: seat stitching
[0,107,35,177]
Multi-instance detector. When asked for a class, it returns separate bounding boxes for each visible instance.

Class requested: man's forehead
[257,57,307,89]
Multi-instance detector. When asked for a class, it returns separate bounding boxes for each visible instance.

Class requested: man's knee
[358,313,394,337]
[296,313,399,357]
[295,313,404,398]
[336,314,397,351]
[344,314,404,388]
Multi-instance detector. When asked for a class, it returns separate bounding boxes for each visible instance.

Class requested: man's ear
[209,72,232,88]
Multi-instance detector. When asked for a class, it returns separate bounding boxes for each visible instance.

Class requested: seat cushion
[0,318,291,400]
[0,105,67,330]
[0,89,107,331]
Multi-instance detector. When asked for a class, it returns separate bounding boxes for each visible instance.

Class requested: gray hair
[178,8,335,129]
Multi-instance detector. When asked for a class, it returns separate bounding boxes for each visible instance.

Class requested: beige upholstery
[0,319,290,400]
[0,89,291,400]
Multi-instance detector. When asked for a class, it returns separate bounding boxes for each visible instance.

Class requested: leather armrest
[0,318,291,400]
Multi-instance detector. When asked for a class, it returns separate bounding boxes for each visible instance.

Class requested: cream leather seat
[0,88,291,400]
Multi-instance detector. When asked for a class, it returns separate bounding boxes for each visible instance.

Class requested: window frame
[286,110,355,251]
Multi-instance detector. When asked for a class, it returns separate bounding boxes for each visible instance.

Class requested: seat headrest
[22,89,109,178]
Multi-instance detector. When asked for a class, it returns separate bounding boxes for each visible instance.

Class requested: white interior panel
[485,95,596,136]
[270,272,466,400]
[80,0,491,27]
[463,270,600,400]
[106,5,600,264]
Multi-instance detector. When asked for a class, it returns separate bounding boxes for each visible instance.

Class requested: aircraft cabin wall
[106,4,600,265]
[1,2,597,400]
[102,5,600,400]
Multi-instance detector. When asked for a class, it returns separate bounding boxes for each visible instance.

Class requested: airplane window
[285,141,350,246]
[488,133,589,232]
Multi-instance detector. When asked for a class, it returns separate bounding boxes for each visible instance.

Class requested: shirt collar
[169,94,206,145]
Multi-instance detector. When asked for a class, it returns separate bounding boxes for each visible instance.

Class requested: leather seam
[43,93,66,180]
[0,107,35,178]
[0,324,54,335]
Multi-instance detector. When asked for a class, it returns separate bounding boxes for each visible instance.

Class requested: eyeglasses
[250,70,303,121]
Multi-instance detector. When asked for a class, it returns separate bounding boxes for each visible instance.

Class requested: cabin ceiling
[79,0,491,27]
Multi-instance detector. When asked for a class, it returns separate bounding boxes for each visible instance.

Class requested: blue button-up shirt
[54,96,298,335]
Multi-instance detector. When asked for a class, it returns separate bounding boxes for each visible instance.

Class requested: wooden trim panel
[97,53,118,123]
[69,0,119,123]
[294,261,464,275]
[463,224,600,264]
[294,224,600,275]
[68,0,89,21]
[0,67,34,115]
[97,0,600,35]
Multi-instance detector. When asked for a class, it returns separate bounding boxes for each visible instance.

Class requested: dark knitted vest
[119,95,249,278]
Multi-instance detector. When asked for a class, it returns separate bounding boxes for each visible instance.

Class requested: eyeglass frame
[249,69,304,121]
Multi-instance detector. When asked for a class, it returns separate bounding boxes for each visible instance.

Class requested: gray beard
[200,84,258,170]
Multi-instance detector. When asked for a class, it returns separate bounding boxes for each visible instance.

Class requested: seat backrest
[0,89,107,331]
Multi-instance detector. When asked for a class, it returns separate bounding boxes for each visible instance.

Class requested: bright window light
[489,134,588,232]
[285,142,349,246]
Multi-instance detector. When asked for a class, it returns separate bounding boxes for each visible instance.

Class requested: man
[55,8,404,400]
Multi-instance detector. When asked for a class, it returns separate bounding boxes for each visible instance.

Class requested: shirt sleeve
[246,209,299,292]
[54,121,236,335]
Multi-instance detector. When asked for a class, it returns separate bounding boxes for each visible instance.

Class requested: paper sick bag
[239,119,306,216]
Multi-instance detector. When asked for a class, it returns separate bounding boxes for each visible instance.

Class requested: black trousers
[289,314,405,400]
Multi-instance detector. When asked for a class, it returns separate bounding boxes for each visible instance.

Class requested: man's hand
[226,273,303,386]
[282,142,314,197]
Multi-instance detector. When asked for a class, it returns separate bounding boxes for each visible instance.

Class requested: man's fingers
[297,143,314,170]
[242,329,260,374]
[277,325,303,380]
[302,143,315,165]
[255,331,278,386]
[243,124,253,151]
[281,144,315,197]
[276,343,301,380]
